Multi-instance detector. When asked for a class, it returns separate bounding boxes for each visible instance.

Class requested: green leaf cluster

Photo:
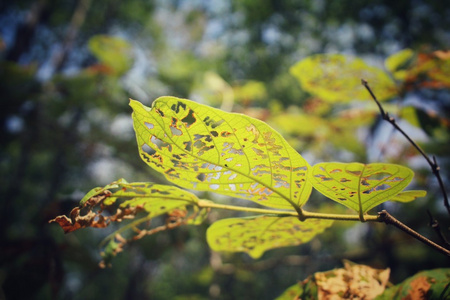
[53,52,433,262]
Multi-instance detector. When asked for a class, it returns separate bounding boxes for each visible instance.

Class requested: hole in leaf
[145,122,154,129]
[171,102,187,114]
[377,184,390,190]
[366,172,391,181]
[183,141,192,151]
[387,177,403,182]
[142,143,156,155]
[150,136,172,152]
[209,184,220,190]
[155,108,165,117]
[181,109,196,128]
[170,126,182,136]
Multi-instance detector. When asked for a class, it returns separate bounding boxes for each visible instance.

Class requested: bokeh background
[1,1,449,299]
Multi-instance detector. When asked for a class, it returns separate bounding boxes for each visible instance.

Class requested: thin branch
[378,210,450,257]
[361,79,450,215]
[427,210,450,247]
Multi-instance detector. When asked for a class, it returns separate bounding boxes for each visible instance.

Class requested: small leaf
[385,48,415,81]
[290,54,397,102]
[130,97,312,210]
[390,190,426,203]
[206,215,333,259]
[310,162,414,215]
[88,35,133,75]
[50,179,201,233]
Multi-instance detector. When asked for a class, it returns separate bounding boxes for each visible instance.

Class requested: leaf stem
[361,79,450,215]
[197,200,379,221]
[302,210,379,222]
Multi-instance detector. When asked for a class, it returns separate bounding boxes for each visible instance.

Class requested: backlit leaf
[310,162,414,215]
[385,48,415,81]
[88,35,133,75]
[50,179,201,234]
[390,190,426,203]
[130,97,312,210]
[206,215,333,259]
[290,54,397,102]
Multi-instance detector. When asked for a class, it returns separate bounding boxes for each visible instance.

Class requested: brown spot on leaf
[407,276,432,299]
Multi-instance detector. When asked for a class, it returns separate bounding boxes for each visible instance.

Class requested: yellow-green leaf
[50,179,202,234]
[310,162,414,215]
[88,35,133,75]
[206,215,333,259]
[390,190,426,203]
[130,97,312,210]
[79,178,128,205]
[290,54,397,102]
[384,48,415,81]
[269,112,325,137]
[105,181,199,217]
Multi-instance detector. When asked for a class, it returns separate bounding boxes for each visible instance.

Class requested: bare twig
[427,210,450,247]
[378,210,450,257]
[361,79,450,215]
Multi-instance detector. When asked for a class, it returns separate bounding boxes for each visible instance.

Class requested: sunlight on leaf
[310,162,415,215]
[390,190,427,203]
[130,97,312,210]
[385,48,415,81]
[277,260,390,300]
[88,35,133,75]
[269,112,325,137]
[290,54,397,102]
[50,179,201,234]
[206,215,333,259]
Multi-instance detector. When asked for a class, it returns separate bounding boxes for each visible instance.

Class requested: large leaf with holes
[206,215,333,259]
[310,162,419,215]
[130,97,312,210]
[290,54,397,102]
